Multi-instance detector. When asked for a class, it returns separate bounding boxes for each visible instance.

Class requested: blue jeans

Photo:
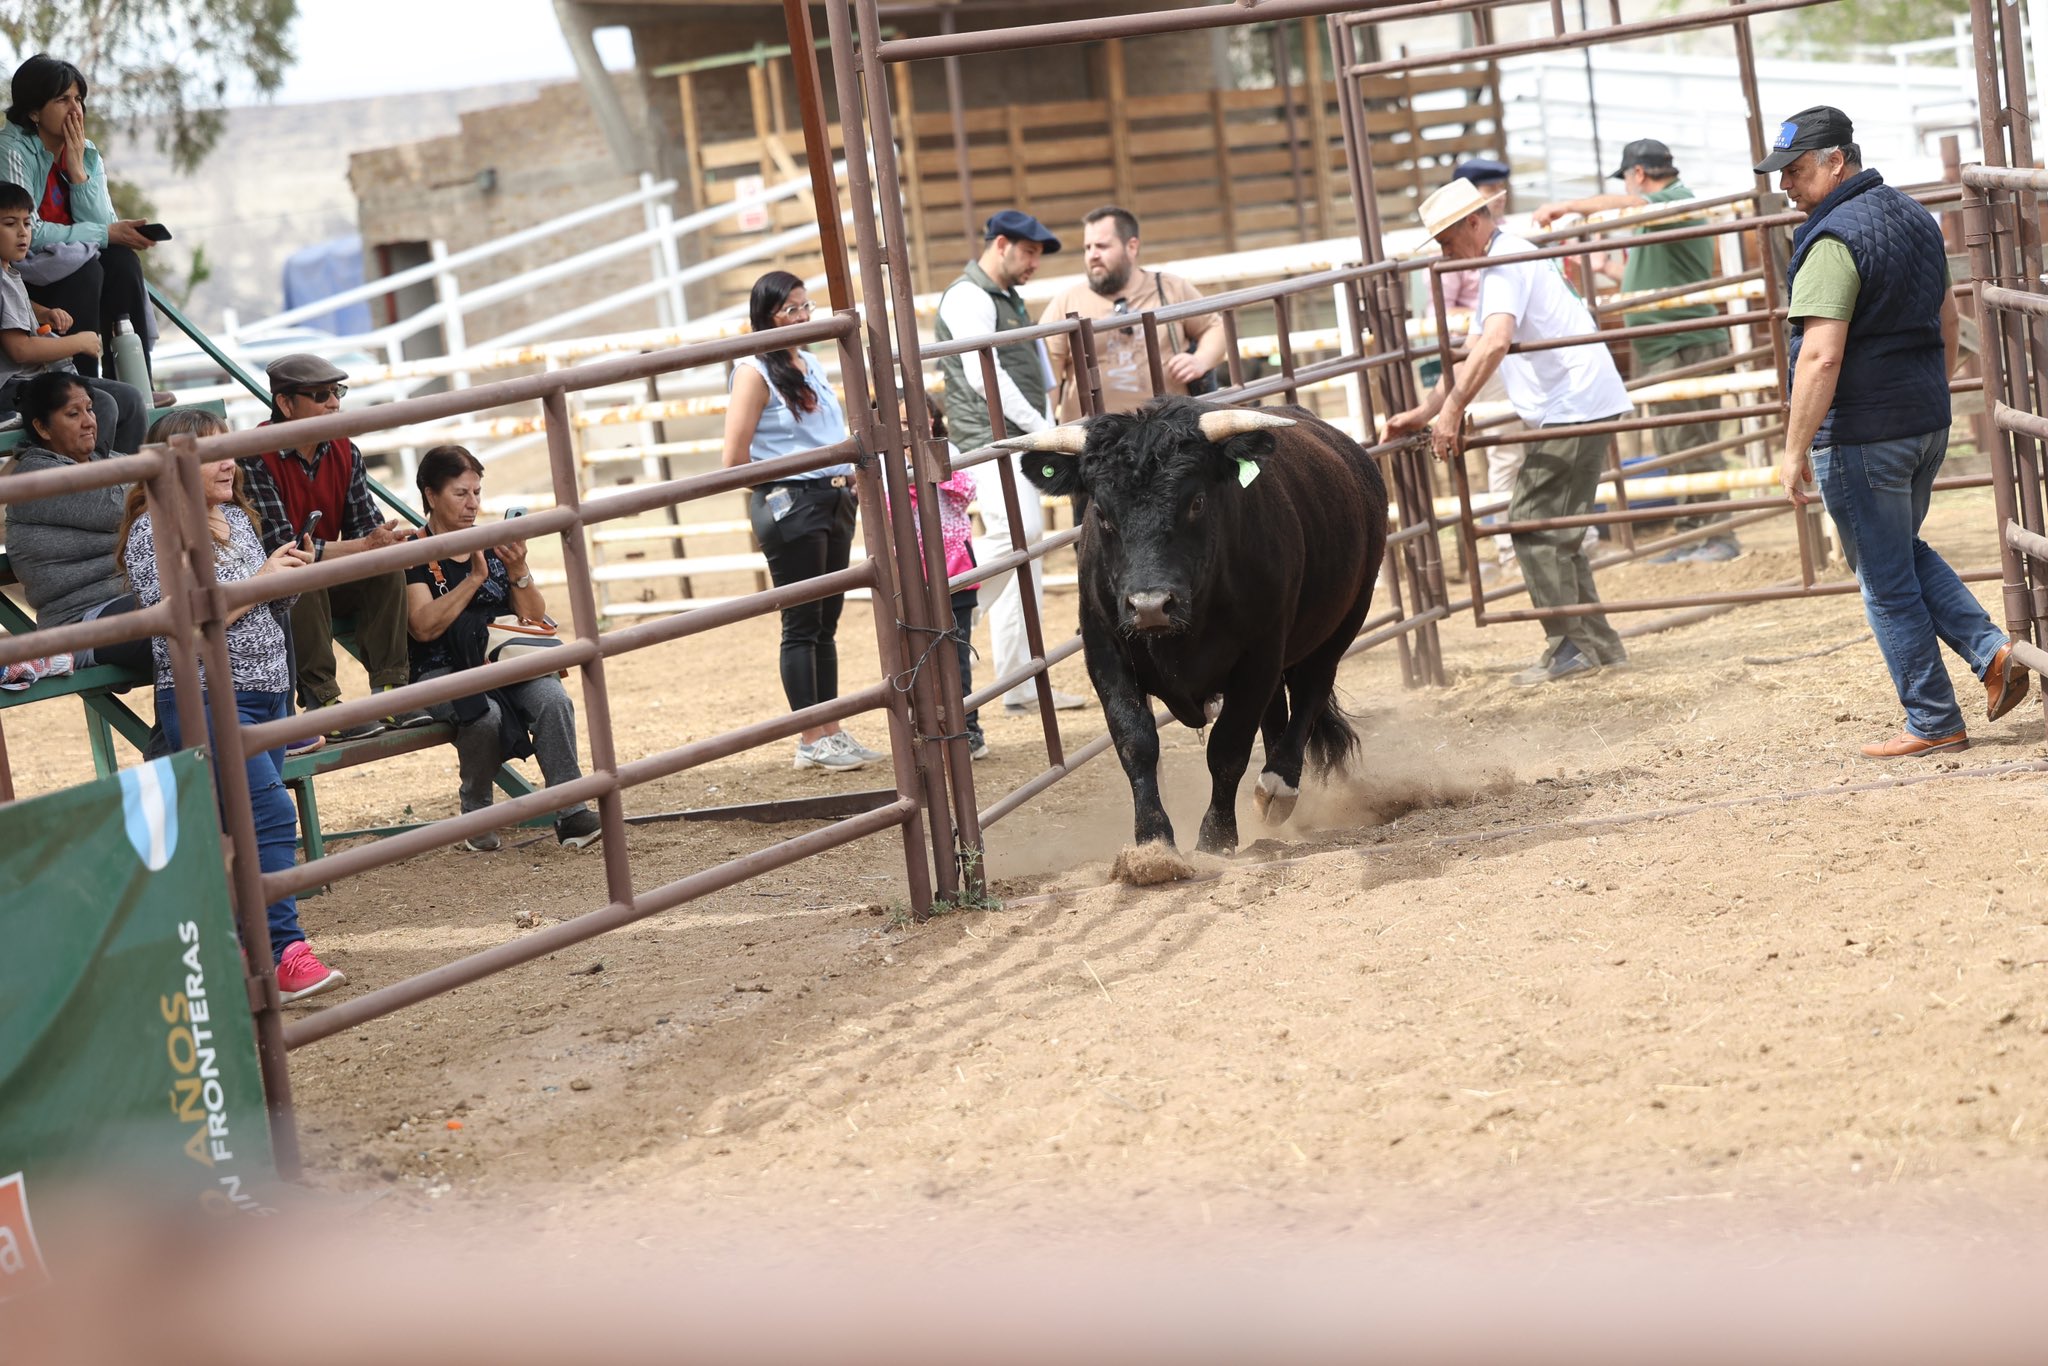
[157,688,305,963]
[1814,429,2006,739]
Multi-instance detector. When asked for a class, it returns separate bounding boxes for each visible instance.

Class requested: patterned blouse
[125,507,294,693]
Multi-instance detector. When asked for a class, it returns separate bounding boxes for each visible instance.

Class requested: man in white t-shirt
[1386,178,1633,685]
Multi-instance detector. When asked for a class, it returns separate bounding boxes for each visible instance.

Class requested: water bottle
[111,316,150,398]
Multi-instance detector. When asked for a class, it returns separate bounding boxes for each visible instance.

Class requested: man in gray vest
[935,209,1088,713]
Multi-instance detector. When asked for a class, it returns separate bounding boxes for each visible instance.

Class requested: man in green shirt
[1536,138,1737,561]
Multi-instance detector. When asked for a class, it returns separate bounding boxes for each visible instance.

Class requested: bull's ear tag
[1042,463,1057,481]
[1236,458,1261,488]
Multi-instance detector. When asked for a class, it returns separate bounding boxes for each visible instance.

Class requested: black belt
[760,475,851,490]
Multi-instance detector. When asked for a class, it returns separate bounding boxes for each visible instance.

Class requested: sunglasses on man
[289,385,348,403]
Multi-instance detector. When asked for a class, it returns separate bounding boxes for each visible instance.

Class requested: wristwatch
[511,572,534,589]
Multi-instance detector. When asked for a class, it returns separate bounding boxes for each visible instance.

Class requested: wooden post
[893,62,933,293]
[676,73,706,213]
[1300,17,1337,240]
[1007,106,1031,213]
[1210,89,1240,251]
[1105,39,1136,208]
[766,55,788,134]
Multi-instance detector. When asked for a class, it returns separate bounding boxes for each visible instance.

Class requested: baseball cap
[1609,137,1675,179]
[266,353,349,392]
[984,209,1061,254]
[1453,158,1511,187]
[1755,105,1855,174]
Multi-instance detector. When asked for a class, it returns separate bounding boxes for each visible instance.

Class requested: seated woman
[119,408,345,1003]
[0,55,155,384]
[1,371,152,673]
[404,444,602,853]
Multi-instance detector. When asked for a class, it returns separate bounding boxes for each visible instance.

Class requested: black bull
[1000,397,1388,855]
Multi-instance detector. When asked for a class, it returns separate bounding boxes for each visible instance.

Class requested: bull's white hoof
[1253,771,1299,825]
[1204,694,1224,723]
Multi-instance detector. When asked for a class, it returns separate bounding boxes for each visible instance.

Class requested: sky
[271,0,636,105]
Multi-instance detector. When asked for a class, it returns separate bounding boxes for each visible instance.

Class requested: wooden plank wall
[680,27,1501,309]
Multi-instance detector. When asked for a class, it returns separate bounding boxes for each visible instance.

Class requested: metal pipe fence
[0,307,969,1175]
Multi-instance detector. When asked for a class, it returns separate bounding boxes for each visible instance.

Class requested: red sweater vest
[256,431,353,539]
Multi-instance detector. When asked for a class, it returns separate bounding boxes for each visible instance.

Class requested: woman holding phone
[0,54,156,382]
[720,269,880,773]
[118,407,346,1004]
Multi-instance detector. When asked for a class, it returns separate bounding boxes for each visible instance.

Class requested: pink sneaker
[277,941,346,1003]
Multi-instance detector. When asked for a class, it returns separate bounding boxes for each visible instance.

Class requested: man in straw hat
[1385,177,1633,686]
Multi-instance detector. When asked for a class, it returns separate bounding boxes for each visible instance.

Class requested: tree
[0,0,298,174]
[1767,0,1967,59]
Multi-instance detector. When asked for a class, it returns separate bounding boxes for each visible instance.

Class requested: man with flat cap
[1760,104,2027,756]
[935,208,1088,713]
[1386,177,1634,685]
[1536,137,1737,563]
[242,353,431,741]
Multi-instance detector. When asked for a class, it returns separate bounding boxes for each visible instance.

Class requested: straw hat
[1417,178,1491,241]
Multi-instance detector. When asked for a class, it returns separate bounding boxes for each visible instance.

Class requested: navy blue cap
[1453,158,1511,186]
[984,209,1061,254]
[1755,105,1854,174]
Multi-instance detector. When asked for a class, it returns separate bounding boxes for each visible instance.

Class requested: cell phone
[139,223,172,242]
[296,509,323,546]
[503,505,527,519]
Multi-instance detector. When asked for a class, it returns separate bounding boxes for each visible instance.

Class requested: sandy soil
[13,484,2048,1257]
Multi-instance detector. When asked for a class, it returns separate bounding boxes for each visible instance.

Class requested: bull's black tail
[1304,694,1360,777]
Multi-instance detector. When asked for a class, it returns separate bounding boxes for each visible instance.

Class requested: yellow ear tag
[1236,458,1260,488]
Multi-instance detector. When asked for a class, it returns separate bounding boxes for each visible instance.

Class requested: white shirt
[936,277,1055,435]
[1475,232,1633,427]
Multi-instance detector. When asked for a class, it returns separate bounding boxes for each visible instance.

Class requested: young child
[923,395,986,761]
[0,180,144,452]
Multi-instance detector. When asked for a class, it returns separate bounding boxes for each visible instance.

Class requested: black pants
[950,589,982,743]
[24,245,152,383]
[76,593,154,675]
[752,481,855,713]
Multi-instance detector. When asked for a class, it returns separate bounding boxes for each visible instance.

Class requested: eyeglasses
[290,385,348,403]
[775,301,815,319]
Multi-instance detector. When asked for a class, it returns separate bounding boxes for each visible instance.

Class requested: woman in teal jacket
[0,54,155,383]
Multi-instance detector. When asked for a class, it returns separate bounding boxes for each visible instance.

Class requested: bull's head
[999,399,1295,636]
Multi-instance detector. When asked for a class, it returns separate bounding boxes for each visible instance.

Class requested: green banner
[0,751,276,1296]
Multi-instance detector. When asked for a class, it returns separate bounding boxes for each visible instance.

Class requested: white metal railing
[155,164,847,392]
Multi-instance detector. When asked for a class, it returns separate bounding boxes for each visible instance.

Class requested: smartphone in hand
[296,509,323,549]
[140,223,172,242]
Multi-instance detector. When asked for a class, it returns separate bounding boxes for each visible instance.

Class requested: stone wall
[348,74,666,348]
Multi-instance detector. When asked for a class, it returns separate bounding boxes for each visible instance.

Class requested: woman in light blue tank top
[720,270,878,773]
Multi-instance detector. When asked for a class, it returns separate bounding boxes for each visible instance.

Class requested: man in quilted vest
[1763,105,2028,757]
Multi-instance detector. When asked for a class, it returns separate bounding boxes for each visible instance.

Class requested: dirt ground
[14,484,2048,1258]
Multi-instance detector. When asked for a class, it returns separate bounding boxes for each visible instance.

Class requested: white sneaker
[1003,688,1091,714]
[968,735,991,761]
[837,729,886,762]
[795,735,866,771]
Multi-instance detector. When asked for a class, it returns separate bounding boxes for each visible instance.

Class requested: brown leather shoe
[1985,641,2030,722]
[1860,729,1969,759]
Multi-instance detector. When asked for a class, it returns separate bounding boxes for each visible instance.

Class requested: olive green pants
[1509,422,1627,666]
[289,570,412,708]
[1639,337,1731,530]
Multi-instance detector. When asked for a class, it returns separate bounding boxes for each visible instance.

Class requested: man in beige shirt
[1039,205,1230,419]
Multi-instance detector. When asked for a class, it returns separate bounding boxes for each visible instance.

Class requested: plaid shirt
[240,437,382,557]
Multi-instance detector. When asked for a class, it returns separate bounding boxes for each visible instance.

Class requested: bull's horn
[992,424,1089,454]
[1198,409,1297,442]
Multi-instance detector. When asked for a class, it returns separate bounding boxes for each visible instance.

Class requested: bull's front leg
[1086,630,1175,849]
[1196,670,1281,856]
